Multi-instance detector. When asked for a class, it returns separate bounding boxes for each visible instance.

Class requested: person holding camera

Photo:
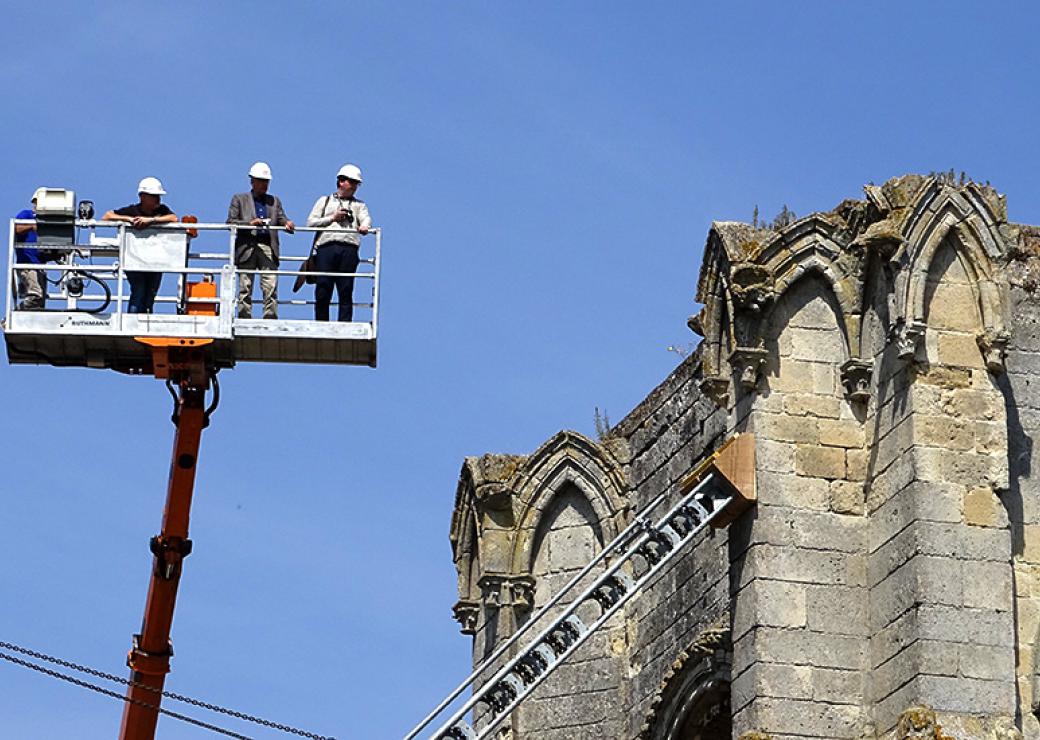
[227,162,295,319]
[305,164,371,322]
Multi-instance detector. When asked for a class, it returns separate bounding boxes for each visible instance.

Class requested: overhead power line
[0,641,336,740]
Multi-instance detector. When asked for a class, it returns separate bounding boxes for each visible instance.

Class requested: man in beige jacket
[306,164,371,321]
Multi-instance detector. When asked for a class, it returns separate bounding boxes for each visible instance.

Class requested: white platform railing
[4,219,381,337]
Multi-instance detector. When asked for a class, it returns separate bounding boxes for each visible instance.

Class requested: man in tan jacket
[306,164,371,321]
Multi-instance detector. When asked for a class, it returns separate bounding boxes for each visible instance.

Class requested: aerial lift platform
[3,192,381,740]
[5,199,380,370]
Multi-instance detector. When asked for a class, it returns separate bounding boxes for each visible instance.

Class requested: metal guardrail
[4,219,382,333]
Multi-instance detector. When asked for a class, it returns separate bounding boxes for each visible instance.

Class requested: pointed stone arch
[770,258,856,361]
[896,181,1009,369]
[509,431,629,574]
[695,215,865,400]
[761,270,853,376]
[639,623,732,740]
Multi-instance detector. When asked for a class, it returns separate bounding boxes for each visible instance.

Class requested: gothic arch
[770,259,855,360]
[761,270,853,368]
[695,216,863,394]
[898,182,1008,339]
[900,180,1004,264]
[640,625,732,740]
[509,431,628,573]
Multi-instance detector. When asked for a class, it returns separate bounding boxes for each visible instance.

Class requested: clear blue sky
[2,2,1039,738]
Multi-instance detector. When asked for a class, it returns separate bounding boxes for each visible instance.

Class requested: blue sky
[3,2,1040,738]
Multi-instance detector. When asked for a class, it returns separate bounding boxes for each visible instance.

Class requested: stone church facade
[448,175,1039,739]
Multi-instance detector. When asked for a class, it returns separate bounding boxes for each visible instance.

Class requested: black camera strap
[308,196,331,255]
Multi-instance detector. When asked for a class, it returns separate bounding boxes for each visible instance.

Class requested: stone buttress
[448,174,1036,740]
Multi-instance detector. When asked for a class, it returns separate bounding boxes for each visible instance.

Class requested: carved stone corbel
[728,347,769,391]
[452,599,480,635]
[840,358,873,404]
[478,574,506,609]
[690,622,730,657]
[477,573,537,612]
[892,320,926,361]
[977,328,1010,374]
[729,264,774,314]
[699,375,730,407]
[474,482,513,512]
[507,575,536,613]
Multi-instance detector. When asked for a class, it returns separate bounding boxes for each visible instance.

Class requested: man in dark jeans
[305,164,372,321]
[102,177,178,313]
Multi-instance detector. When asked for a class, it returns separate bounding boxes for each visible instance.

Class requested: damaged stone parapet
[896,705,952,740]
[890,705,1022,740]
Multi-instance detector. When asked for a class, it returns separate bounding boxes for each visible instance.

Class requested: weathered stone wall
[611,350,730,739]
[447,175,1036,740]
[868,234,1016,736]
[730,276,872,739]
[1004,228,1040,740]
[513,480,624,740]
[449,431,633,739]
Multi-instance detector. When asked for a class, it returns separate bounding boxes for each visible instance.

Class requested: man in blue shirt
[14,188,46,310]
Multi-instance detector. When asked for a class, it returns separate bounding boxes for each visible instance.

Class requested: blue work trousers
[314,241,359,322]
[127,271,162,313]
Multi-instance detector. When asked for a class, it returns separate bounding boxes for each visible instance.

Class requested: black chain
[0,649,252,739]
[0,641,336,740]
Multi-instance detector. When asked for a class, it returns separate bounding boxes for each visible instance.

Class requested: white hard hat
[138,177,166,196]
[31,187,45,202]
[337,164,363,183]
[248,162,272,180]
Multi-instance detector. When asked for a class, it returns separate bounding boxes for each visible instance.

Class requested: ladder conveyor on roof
[406,434,756,740]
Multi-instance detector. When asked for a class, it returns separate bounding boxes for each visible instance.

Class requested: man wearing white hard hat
[13,188,47,310]
[102,177,178,313]
[305,164,372,321]
[226,162,295,319]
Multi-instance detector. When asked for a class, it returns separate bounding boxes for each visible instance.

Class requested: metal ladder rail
[431,475,730,740]
[403,485,687,740]
[423,474,732,740]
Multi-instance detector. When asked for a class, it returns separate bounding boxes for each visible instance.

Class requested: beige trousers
[17,267,46,309]
[237,243,278,319]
